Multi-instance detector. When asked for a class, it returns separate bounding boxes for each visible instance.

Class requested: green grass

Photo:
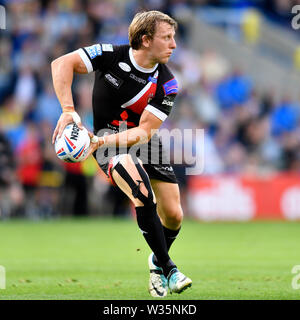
[0,217,299,300]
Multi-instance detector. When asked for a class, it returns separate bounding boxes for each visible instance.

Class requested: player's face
[149,22,176,64]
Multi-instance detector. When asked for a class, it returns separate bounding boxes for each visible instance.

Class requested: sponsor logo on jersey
[118,62,131,72]
[104,72,123,89]
[154,165,174,172]
[111,110,136,128]
[130,73,147,84]
[163,78,178,95]
[102,44,113,52]
[148,93,154,104]
[106,123,120,134]
[148,75,157,84]
[85,44,102,59]
[162,96,174,107]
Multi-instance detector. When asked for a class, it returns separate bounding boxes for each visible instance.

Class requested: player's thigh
[150,179,183,227]
[111,155,156,206]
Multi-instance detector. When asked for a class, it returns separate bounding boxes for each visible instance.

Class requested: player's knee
[113,155,154,207]
[164,205,183,228]
[124,156,152,202]
[118,153,135,167]
[133,181,155,207]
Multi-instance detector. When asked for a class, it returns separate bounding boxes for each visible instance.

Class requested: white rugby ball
[55,123,90,163]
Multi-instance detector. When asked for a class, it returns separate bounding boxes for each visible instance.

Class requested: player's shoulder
[85,43,129,58]
[110,44,129,53]
[158,63,175,79]
[109,44,130,58]
[105,44,130,64]
[158,64,178,96]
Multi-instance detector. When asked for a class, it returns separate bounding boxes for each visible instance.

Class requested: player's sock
[163,225,181,250]
[153,226,181,267]
[135,204,176,277]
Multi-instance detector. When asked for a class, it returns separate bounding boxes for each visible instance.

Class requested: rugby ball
[55,123,90,163]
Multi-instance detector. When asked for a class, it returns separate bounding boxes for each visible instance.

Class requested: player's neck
[132,49,157,69]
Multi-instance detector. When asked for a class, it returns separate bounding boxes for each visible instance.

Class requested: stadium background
[1,0,300,301]
[1,0,300,221]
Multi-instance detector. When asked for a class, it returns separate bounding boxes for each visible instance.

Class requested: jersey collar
[129,47,158,73]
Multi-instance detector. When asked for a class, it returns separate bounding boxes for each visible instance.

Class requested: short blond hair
[128,10,177,50]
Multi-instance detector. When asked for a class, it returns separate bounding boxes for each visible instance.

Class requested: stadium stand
[0,0,299,219]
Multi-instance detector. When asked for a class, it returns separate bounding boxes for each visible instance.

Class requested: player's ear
[141,34,151,48]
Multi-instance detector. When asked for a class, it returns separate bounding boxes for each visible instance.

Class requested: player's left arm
[117,74,178,146]
[105,109,163,145]
[85,110,163,159]
[85,74,178,157]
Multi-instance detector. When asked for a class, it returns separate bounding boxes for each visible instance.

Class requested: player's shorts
[95,158,178,185]
[93,136,178,185]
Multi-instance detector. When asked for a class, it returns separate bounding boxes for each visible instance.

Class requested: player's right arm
[51,51,87,144]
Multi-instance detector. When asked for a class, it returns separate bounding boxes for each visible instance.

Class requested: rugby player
[51,10,192,297]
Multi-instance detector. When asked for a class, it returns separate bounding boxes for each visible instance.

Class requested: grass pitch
[0,217,299,300]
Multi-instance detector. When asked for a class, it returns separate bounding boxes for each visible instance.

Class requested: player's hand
[52,111,83,144]
[83,132,106,160]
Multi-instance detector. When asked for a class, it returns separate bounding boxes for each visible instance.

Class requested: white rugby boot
[148,253,168,298]
[167,267,192,294]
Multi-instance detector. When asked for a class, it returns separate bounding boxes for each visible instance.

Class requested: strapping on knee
[113,161,155,206]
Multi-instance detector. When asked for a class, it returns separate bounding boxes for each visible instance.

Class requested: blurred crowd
[0,0,300,218]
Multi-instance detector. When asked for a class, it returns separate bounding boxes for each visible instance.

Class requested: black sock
[153,226,181,268]
[135,204,176,277]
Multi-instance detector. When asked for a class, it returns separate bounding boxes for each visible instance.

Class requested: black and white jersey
[77,43,178,134]
[76,43,178,182]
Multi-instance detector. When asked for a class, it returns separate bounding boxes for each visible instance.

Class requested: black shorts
[93,132,178,184]
[94,152,178,185]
